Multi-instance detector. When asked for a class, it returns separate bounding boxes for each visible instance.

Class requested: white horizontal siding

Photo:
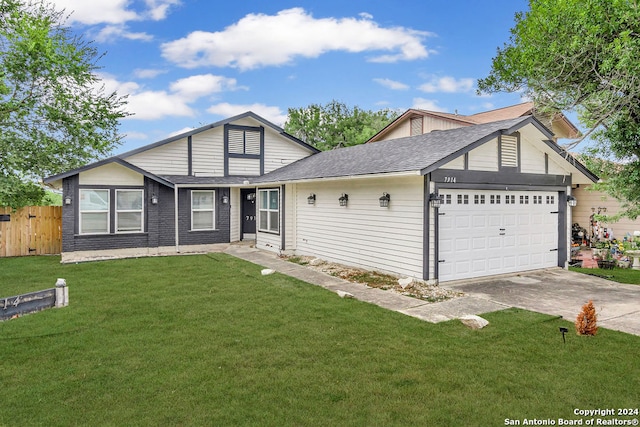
[441,156,464,170]
[284,184,296,250]
[520,137,546,174]
[80,163,143,186]
[230,187,240,242]
[548,156,569,176]
[229,157,260,176]
[468,138,498,171]
[192,128,224,177]
[125,139,188,175]
[294,176,424,278]
[264,127,313,173]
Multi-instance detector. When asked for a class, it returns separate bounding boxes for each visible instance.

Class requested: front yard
[1,255,638,426]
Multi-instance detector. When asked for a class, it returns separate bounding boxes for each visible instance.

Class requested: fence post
[55,278,68,308]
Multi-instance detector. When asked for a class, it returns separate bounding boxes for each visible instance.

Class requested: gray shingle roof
[254,116,535,183]
[160,175,253,185]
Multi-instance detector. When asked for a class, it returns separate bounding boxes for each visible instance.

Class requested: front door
[241,189,256,238]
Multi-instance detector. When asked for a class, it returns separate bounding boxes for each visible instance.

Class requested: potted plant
[597,249,615,270]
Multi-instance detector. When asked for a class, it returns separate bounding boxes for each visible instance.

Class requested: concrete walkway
[223,244,508,324]
[224,244,640,336]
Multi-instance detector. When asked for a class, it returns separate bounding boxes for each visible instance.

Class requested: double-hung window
[192,190,215,230]
[258,189,279,233]
[116,190,144,232]
[79,189,110,234]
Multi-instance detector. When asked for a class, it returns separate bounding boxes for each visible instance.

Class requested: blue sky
[50,0,533,154]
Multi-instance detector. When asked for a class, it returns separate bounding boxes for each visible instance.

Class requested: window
[116,190,144,232]
[258,189,279,233]
[444,194,452,205]
[490,195,501,204]
[505,195,515,204]
[533,195,542,205]
[192,190,216,230]
[520,195,529,204]
[546,195,555,205]
[79,189,109,234]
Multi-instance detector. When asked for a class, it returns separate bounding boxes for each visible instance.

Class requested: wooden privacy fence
[0,206,62,257]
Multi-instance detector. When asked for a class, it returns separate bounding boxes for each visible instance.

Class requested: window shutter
[501,135,518,167]
[410,117,423,136]
[228,129,244,154]
[245,130,261,155]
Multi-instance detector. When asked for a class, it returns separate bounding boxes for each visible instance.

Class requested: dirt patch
[282,255,463,303]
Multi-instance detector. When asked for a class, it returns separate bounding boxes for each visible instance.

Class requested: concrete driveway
[444,268,640,336]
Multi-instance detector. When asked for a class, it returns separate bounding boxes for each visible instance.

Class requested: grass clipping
[575,300,598,336]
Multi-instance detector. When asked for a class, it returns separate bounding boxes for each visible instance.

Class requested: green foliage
[1,255,638,425]
[0,0,128,208]
[478,0,640,219]
[284,100,399,150]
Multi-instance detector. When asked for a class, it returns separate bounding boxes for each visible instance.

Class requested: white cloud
[373,78,409,90]
[51,0,180,25]
[124,131,149,140]
[419,76,474,93]
[98,73,241,120]
[206,103,287,126]
[161,8,433,70]
[412,98,446,112]
[133,68,167,79]
[168,127,196,137]
[94,25,153,43]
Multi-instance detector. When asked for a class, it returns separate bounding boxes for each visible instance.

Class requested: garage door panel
[438,190,560,282]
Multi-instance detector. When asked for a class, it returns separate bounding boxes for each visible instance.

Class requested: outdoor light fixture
[567,195,577,207]
[64,195,72,205]
[379,192,390,208]
[307,193,316,205]
[151,194,158,205]
[429,192,443,208]
[559,327,569,344]
[222,194,229,204]
[339,193,348,207]
[246,193,256,201]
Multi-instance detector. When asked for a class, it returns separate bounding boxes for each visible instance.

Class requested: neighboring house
[367,102,580,143]
[45,111,596,283]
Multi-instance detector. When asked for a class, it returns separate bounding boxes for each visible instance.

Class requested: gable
[79,162,144,186]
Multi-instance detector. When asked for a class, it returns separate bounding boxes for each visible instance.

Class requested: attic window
[227,127,262,156]
[410,116,423,136]
[500,134,519,168]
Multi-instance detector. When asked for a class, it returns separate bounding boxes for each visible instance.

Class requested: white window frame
[79,189,110,235]
[191,190,216,231]
[258,188,279,234]
[115,189,144,233]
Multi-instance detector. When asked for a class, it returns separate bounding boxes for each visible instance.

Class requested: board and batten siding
[79,163,143,186]
[125,139,188,175]
[293,176,424,278]
[192,128,224,177]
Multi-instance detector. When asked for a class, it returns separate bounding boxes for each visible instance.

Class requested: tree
[477,0,640,219]
[284,100,399,151]
[0,0,128,209]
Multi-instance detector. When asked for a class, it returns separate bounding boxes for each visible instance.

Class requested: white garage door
[438,190,559,282]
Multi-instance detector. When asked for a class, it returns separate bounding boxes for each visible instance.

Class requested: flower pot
[597,260,615,270]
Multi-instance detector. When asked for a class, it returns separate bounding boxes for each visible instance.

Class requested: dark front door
[241,189,256,237]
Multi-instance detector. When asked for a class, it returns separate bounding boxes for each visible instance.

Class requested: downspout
[174,185,180,253]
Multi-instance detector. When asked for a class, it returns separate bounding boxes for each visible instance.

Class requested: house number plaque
[245,215,255,221]
[443,176,457,183]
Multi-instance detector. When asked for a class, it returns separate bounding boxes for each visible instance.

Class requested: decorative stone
[261,269,275,276]
[459,315,489,330]
[309,258,325,266]
[398,277,413,289]
[336,290,354,299]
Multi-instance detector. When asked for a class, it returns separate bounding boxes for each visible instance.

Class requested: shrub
[575,300,598,336]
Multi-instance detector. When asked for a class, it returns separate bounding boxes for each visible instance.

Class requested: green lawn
[570,266,640,284]
[1,255,639,426]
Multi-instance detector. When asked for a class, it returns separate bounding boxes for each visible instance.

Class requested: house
[45,110,597,283]
[367,102,581,143]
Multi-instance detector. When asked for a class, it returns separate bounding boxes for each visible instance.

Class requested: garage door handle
[499,228,506,231]
[550,248,558,252]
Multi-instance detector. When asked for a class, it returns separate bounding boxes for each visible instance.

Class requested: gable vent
[228,129,245,154]
[410,116,423,136]
[501,135,518,167]
[228,129,261,155]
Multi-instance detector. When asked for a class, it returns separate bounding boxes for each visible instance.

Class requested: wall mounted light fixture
[429,192,443,208]
[247,192,256,201]
[567,195,577,207]
[339,193,348,207]
[151,194,158,205]
[64,195,72,205]
[307,193,316,205]
[222,194,229,204]
[379,192,390,208]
